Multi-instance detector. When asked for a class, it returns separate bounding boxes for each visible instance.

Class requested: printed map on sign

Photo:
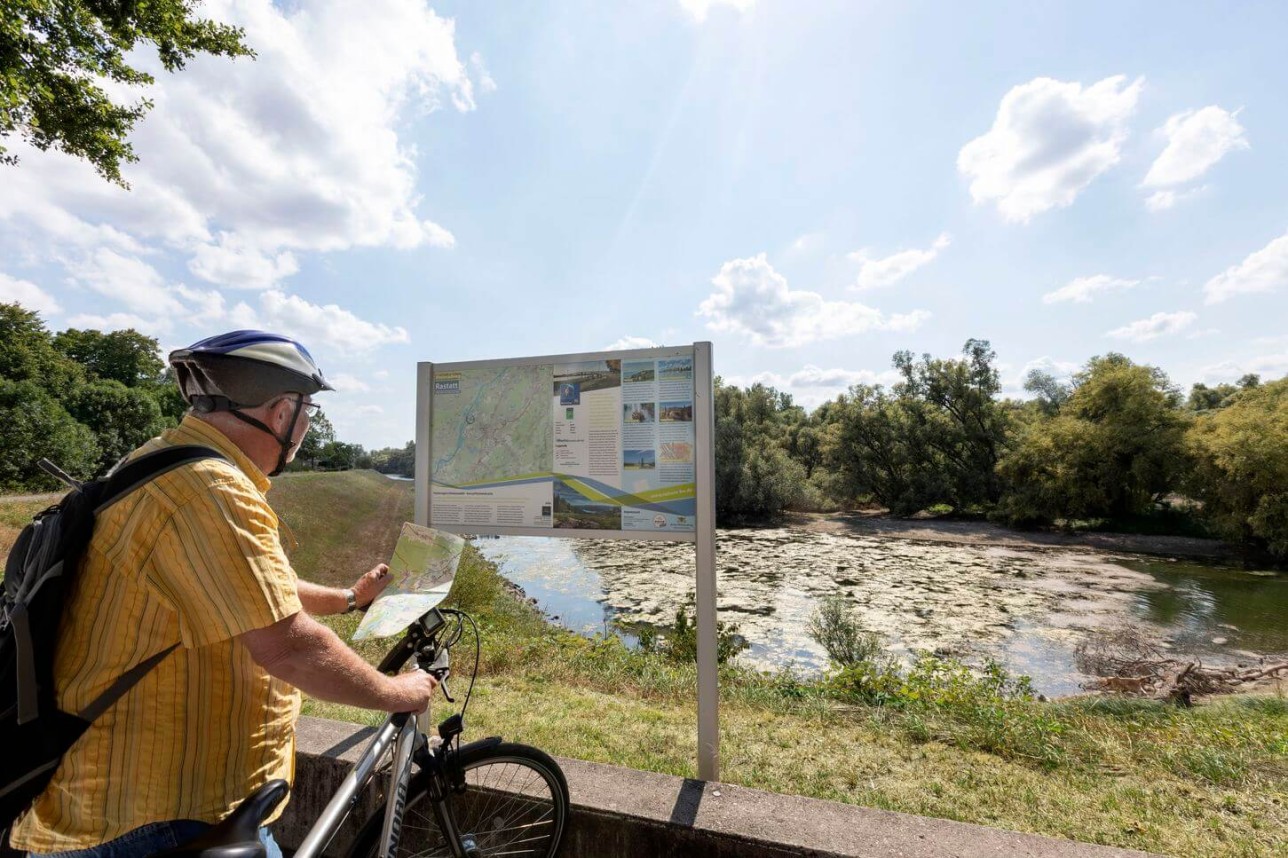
[353,523,465,640]
[432,365,554,486]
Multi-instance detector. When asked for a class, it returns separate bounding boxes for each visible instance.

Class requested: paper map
[352,522,465,640]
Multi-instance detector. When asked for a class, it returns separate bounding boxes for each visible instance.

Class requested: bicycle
[156,607,570,858]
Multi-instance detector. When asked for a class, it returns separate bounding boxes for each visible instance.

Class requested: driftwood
[1074,629,1288,704]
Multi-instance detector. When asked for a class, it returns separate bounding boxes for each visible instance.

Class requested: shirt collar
[167,414,273,494]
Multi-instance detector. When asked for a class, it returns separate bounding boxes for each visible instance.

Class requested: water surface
[474,529,1288,696]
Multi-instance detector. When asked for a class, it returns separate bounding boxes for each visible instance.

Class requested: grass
[266,470,414,587]
[1,496,59,557]
[4,472,1286,856]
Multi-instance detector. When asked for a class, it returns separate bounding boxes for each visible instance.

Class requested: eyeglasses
[275,395,321,418]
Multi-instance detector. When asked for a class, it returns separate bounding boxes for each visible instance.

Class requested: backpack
[0,445,226,835]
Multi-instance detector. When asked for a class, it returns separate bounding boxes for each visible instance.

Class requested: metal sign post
[692,342,718,780]
[413,343,719,781]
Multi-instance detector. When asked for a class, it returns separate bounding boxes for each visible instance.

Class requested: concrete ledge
[279,716,1158,857]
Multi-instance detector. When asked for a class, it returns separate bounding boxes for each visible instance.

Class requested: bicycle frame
[291,709,420,858]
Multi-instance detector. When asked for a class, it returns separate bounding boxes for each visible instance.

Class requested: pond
[473,528,1288,697]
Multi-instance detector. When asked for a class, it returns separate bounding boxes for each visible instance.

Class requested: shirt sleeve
[146,473,302,648]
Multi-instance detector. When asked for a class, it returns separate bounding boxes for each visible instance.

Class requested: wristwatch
[345,589,358,613]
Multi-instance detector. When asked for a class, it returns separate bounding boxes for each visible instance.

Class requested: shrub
[642,597,748,665]
[807,595,888,668]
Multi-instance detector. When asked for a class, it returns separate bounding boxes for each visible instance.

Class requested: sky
[2,0,1286,449]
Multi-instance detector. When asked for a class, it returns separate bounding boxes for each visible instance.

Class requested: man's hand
[385,670,440,714]
[352,563,392,609]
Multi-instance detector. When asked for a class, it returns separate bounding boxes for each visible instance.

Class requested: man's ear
[268,397,292,434]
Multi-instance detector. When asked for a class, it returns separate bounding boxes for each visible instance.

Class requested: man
[10,331,436,858]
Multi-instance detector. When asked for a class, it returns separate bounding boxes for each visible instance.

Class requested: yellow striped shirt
[11,416,303,852]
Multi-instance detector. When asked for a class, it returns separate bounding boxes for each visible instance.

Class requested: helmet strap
[229,396,305,477]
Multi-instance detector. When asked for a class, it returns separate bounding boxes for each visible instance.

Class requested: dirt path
[790,510,1238,562]
[1,492,62,504]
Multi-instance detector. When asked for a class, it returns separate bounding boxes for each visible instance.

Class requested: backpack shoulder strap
[97,445,230,514]
[48,447,227,723]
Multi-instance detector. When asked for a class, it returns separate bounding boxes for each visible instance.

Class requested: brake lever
[436,671,455,703]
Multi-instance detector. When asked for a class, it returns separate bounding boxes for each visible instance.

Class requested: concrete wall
[278,716,1158,858]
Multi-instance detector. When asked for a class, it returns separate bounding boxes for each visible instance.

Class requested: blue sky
[2,0,1286,448]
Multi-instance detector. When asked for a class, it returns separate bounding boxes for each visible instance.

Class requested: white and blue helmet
[169,330,334,412]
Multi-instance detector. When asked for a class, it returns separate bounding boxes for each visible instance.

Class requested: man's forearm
[297,580,349,616]
[255,611,398,709]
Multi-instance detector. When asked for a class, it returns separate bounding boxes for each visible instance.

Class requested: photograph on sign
[427,348,696,535]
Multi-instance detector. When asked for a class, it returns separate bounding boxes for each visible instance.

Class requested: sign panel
[423,346,699,537]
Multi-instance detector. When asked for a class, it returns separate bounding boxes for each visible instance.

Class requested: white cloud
[957,75,1143,222]
[1203,229,1288,304]
[604,336,662,350]
[66,312,160,333]
[373,369,390,380]
[257,290,410,354]
[188,234,300,289]
[1199,354,1288,383]
[0,273,62,315]
[678,0,755,23]
[1022,356,1080,378]
[1143,106,1248,188]
[696,253,930,348]
[1143,187,1208,212]
[726,365,902,408]
[789,233,823,253]
[849,233,951,291]
[330,373,372,393]
[1105,311,1197,342]
[470,52,497,94]
[66,249,186,316]
[1042,274,1140,304]
[356,404,385,416]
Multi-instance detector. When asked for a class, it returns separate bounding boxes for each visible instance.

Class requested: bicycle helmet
[169,330,334,475]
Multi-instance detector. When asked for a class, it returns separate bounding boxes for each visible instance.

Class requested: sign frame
[413,342,720,780]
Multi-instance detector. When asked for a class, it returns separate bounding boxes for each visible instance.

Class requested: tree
[1186,378,1288,559]
[64,380,168,471]
[1,0,252,184]
[712,380,807,521]
[53,328,164,387]
[1187,375,1260,412]
[320,440,363,471]
[0,303,84,392]
[0,379,98,490]
[293,411,336,469]
[1024,368,1071,416]
[891,339,1010,509]
[997,354,1189,524]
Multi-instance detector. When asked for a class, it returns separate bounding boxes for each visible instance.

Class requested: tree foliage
[713,381,806,521]
[53,328,164,386]
[1186,378,1288,559]
[0,379,98,490]
[824,340,1009,514]
[996,354,1189,524]
[1,0,252,183]
[64,379,167,471]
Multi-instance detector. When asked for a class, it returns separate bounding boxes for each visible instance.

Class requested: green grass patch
[1,495,60,558]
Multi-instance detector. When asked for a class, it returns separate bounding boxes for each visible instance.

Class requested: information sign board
[413,342,719,780]
[419,345,701,540]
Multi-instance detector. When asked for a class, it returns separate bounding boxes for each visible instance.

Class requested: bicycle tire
[347,740,570,858]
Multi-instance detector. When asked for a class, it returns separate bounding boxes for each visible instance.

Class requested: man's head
[169,331,333,476]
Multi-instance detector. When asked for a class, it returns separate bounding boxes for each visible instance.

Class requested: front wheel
[348,741,569,858]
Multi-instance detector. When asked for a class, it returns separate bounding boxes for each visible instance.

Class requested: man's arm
[297,563,392,616]
[240,611,436,712]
